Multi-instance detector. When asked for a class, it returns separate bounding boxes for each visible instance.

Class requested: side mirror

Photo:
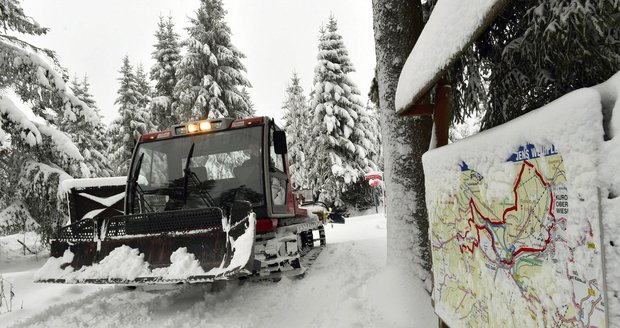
[274,131,288,154]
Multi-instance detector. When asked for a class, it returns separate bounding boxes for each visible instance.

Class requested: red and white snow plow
[35,117,326,284]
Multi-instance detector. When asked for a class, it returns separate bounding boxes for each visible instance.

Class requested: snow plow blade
[35,201,256,284]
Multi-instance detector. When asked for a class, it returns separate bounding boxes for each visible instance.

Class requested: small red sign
[364,174,382,181]
[369,180,380,187]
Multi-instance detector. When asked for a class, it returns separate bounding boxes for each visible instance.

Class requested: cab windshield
[129,126,264,214]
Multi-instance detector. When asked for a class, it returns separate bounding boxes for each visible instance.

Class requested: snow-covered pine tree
[135,63,152,111]
[108,56,151,175]
[340,103,383,212]
[448,0,619,129]
[239,87,255,118]
[150,16,181,130]
[363,104,382,169]
[0,0,98,240]
[308,16,378,207]
[174,0,252,121]
[67,75,113,177]
[282,72,310,190]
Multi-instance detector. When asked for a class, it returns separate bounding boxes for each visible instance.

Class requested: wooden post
[434,78,451,328]
[433,78,451,148]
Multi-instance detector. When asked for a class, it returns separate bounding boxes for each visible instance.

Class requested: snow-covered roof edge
[395,0,512,115]
[58,177,127,196]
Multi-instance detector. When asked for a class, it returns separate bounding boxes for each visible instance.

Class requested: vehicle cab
[126,116,299,232]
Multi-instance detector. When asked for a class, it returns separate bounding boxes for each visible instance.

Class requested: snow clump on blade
[151,247,206,279]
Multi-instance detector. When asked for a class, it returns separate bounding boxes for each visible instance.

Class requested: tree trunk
[372,0,433,286]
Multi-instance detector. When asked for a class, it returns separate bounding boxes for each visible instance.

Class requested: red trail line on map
[456,160,555,266]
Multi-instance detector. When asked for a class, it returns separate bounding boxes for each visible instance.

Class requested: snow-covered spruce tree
[150,16,181,130]
[108,56,151,175]
[66,75,113,177]
[308,16,378,207]
[340,104,384,213]
[282,72,310,190]
[373,0,434,285]
[0,0,98,240]
[135,63,152,112]
[364,104,383,169]
[448,0,620,129]
[239,87,255,118]
[174,0,252,121]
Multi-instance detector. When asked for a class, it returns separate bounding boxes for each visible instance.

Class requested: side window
[150,151,168,185]
[269,127,287,207]
[140,149,168,186]
[193,152,247,180]
[269,131,285,172]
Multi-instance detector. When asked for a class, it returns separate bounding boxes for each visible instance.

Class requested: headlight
[199,121,211,131]
[187,123,199,133]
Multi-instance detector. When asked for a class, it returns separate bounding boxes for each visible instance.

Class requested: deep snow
[0,214,436,327]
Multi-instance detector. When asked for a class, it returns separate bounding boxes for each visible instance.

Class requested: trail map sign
[423,91,609,328]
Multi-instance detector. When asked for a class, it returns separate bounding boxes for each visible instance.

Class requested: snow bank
[0,232,45,270]
[395,0,510,112]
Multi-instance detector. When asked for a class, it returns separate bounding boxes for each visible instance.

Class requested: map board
[423,90,609,328]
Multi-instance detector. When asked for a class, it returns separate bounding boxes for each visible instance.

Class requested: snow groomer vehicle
[36,117,326,284]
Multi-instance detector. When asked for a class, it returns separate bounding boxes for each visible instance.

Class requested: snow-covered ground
[0,214,436,328]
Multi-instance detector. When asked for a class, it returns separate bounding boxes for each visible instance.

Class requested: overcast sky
[20,0,376,126]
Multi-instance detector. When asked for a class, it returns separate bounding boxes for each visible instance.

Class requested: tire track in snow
[9,239,385,328]
[7,215,436,327]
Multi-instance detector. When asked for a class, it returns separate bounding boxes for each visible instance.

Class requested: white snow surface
[0,232,46,274]
[33,246,152,283]
[0,214,436,327]
[395,0,505,112]
[594,71,620,325]
[151,248,206,279]
[57,177,126,196]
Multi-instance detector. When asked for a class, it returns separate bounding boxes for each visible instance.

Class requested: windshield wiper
[182,143,195,204]
[182,143,216,207]
[131,153,153,213]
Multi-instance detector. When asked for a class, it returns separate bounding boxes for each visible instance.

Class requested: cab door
[268,123,289,215]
